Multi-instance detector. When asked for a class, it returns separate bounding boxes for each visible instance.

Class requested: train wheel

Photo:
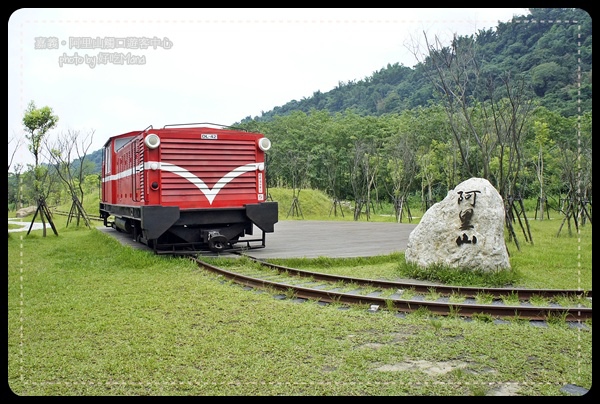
[208,235,228,252]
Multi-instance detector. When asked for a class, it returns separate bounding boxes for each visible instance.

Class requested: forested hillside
[240,8,591,122]
[229,7,591,222]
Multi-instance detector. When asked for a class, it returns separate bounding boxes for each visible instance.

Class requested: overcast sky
[8,8,528,168]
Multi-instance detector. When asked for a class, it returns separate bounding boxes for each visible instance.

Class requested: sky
[8,7,529,169]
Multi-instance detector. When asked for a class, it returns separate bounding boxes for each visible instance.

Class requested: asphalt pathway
[240,220,418,258]
[96,220,419,259]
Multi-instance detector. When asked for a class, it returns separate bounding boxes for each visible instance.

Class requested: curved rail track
[192,254,592,322]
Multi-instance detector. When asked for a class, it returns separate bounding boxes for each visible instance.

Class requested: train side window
[104,146,111,174]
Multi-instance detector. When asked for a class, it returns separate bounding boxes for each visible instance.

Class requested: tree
[417,140,450,209]
[8,133,24,172]
[8,164,24,211]
[530,62,568,97]
[531,120,553,220]
[382,125,418,223]
[46,129,96,228]
[22,100,59,237]
[23,101,59,168]
[412,32,536,250]
[8,133,25,211]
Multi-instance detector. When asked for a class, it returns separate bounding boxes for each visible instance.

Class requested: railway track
[192,254,592,322]
[51,209,104,222]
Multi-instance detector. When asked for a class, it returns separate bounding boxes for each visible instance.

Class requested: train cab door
[102,143,113,203]
[131,137,145,203]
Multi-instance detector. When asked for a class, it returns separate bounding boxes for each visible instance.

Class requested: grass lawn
[7,191,592,396]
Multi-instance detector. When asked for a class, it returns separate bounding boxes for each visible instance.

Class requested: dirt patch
[376,359,469,376]
[360,342,386,350]
[486,383,521,396]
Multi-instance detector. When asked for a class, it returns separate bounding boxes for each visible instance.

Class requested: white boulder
[405,178,510,272]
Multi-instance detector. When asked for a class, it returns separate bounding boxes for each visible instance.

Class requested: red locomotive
[99,123,278,254]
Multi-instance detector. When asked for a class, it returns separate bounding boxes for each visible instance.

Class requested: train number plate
[201,134,218,140]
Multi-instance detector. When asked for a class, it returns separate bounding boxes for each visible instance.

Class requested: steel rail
[237,253,592,300]
[193,257,592,321]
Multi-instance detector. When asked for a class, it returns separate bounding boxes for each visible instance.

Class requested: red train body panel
[99,124,278,253]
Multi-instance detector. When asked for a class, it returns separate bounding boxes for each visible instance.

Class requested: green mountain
[238,7,591,124]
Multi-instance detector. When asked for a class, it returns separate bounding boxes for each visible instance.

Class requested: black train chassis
[100,201,278,253]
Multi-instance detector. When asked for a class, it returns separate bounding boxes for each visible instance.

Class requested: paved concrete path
[8,217,51,233]
[97,220,418,259]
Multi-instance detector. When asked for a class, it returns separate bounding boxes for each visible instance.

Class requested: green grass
[268,187,424,222]
[262,218,591,291]
[7,189,592,396]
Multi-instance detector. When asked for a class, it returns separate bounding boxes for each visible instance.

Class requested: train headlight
[145,133,161,149]
[258,137,271,151]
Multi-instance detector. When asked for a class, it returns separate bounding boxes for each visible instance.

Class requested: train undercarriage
[100,202,278,255]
